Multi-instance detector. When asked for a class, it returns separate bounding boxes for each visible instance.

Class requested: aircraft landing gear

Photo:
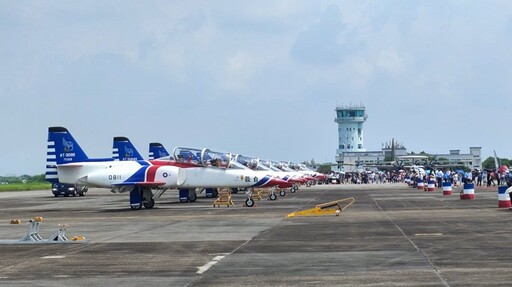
[130,186,143,210]
[206,188,219,198]
[279,189,286,197]
[142,187,155,209]
[245,197,255,207]
[178,189,198,203]
[143,198,155,209]
[130,204,142,210]
[188,190,197,202]
[269,192,277,201]
[179,189,189,203]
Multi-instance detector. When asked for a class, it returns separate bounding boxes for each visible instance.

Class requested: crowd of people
[329,170,409,184]
[327,167,512,187]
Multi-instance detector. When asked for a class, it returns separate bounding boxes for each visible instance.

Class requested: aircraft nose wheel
[269,193,277,201]
[245,198,255,207]
[279,189,286,197]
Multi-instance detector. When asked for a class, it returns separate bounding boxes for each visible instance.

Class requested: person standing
[476,170,483,186]
[436,169,443,187]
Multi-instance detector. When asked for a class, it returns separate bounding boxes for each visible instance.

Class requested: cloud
[2,1,512,175]
[290,4,348,66]
[221,52,258,93]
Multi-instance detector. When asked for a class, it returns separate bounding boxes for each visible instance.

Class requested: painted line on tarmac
[196,255,226,274]
[370,194,450,287]
[41,255,66,259]
[415,233,443,236]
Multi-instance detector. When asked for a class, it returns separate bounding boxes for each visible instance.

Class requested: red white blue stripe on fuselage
[252,175,274,187]
[115,161,163,186]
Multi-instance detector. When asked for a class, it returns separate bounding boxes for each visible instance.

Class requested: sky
[1,1,512,175]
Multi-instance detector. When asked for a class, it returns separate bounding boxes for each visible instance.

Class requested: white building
[333,104,481,172]
[334,105,367,162]
[433,147,482,170]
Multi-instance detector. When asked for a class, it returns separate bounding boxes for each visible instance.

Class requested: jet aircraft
[112,137,289,207]
[46,127,181,210]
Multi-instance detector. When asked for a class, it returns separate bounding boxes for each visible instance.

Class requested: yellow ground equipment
[250,188,265,201]
[0,217,88,244]
[287,197,355,218]
[213,188,235,207]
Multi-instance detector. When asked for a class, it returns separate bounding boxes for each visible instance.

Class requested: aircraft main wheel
[188,192,197,202]
[179,197,188,203]
[143,199,155,209]
[269,193,277,201]
[131,204,142,210]
[306,181,312,187]
[212,190,219,197]
[279,190,286,197]
[290,187,296,193]
[245,198,255,207]
[79,187,88,196]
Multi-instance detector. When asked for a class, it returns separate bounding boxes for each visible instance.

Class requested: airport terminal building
[334,105,482,172]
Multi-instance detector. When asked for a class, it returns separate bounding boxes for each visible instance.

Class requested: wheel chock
[70,235,86,241]
[19,220,44,242]
[287,197,355,218]
[0,219,89,244]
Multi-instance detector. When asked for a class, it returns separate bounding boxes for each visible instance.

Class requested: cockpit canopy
[172,147,231,168]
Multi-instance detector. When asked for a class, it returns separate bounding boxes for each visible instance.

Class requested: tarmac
[0,183,510,286]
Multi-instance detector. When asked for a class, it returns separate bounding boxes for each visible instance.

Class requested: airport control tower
[334,105,368,157]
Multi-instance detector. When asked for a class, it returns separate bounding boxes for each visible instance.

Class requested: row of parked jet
[45,127,327,210]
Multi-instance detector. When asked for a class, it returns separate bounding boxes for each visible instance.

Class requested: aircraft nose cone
[265,177,290,188]
[272,178,293,188]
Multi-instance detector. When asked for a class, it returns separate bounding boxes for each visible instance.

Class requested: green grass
[0,182,51,192]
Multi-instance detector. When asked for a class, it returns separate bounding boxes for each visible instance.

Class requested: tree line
[0,174,46,184]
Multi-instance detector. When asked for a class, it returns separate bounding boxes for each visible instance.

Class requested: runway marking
[370,195,450,287]
[196,255,225,274]
[41,255,66,259]
[415,233,443,236]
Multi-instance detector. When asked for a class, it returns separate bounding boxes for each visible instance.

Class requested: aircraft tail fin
[46,127,89,183]
[113,137,144,161]
[149,142,170,159]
